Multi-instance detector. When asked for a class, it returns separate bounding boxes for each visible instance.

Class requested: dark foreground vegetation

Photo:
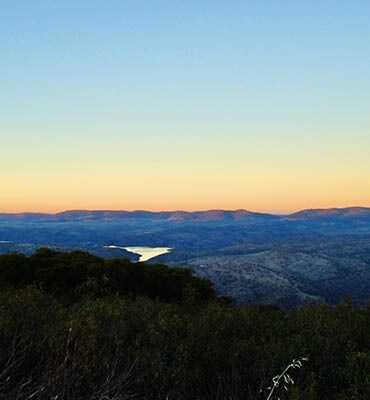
[0,249,369,399]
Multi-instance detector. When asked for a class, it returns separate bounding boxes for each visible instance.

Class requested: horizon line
[0,205,369,217]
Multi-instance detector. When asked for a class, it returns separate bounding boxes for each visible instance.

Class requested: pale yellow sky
[2,160,369,213]
[1,2,369,214]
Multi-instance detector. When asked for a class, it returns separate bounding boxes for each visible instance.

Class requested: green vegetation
[0,248,214,302]
[0,249,369,399]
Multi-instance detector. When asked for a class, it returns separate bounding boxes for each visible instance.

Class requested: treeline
[0,250,369,400]
[0,248,214,302]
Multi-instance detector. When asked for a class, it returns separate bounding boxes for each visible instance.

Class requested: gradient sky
[1,1,369,213]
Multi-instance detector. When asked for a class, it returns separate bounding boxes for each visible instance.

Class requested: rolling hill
[1,207,369,307]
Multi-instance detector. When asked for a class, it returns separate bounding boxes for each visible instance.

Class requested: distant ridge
[0,209,277,222]
[164,209,277,221]
[286,207,370,220]
[0,207,369,222]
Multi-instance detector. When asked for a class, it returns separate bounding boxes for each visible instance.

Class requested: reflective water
[104,245,171,262]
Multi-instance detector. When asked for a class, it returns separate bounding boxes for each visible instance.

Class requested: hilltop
[1,206,369,307]
[0,249,369,399]
[286,207,370,220]
[1,206,369,222]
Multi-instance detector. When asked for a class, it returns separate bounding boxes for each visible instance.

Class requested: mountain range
[0,206,369,307]
[1,206,369,222]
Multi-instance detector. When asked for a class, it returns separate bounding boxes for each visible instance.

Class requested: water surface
[104,245,171,262]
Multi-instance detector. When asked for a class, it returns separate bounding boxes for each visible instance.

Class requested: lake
[104,245,172,262]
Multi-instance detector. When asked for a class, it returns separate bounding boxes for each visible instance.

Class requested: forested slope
[0,250,369,399]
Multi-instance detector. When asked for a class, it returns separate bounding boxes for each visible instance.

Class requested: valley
[1,207,369,307]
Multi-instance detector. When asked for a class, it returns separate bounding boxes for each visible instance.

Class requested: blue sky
[1,1,369,212]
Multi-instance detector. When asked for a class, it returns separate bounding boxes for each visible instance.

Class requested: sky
[1,1,369,213]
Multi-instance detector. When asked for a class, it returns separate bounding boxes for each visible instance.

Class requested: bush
[0,250,369,399]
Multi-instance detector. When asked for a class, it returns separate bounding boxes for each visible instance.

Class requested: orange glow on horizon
[1,200,369,215]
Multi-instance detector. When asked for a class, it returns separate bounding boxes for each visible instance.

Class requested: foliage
[0,248,215,302]
[266,357,308,400]
[0,250,369,399]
